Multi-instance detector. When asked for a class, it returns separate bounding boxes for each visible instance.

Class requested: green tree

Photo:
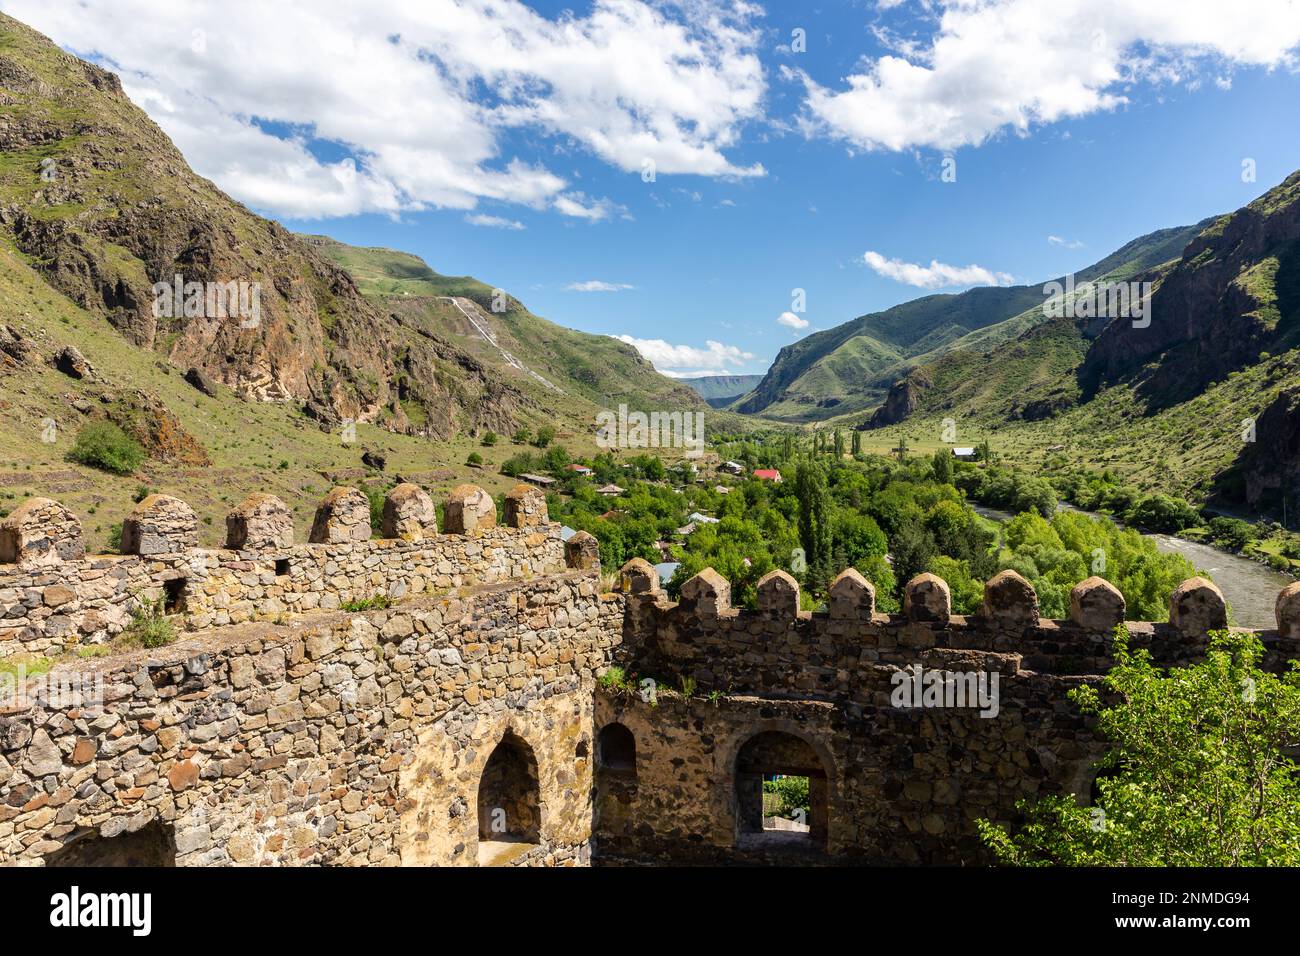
[931,448,952,484]
[979,630,1300,865]
[796,461,833,589]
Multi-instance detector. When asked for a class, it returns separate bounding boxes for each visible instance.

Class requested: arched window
[597,722,636,774]
[734,730,829,851]
[477,731,541,864]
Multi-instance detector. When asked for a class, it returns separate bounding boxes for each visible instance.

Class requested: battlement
[0,483,561,659]
[615,562,1300,688]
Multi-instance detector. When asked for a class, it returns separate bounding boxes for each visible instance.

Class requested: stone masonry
[2,488,1299,867]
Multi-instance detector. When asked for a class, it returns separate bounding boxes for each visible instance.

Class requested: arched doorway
[476,731,541,865]
[734,730,829,851]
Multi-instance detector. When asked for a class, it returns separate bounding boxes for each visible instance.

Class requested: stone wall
[0,484,562,659]
[6,511,1300,868]
[587,563,1300,865]
[0,569,623,866]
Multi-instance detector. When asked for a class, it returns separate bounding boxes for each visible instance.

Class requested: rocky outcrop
[1080,171,1300,404]
[866,369,930,429]
[0,14,527,439]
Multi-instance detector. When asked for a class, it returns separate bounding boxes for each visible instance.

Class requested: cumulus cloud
[614,335,755,376]
[777,311,809,330]
[790,0,1300,152]
[566,280,635,292]
[6,0,767,219]
[466,214,525,230]
[863,251,1014,289]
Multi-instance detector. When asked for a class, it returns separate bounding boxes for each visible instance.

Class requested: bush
[69,421,145,475]
[123,599,176,649]
[481,431,498,447]
[762,775,811,819]
[466,451,483,466]
[340,594,390,612]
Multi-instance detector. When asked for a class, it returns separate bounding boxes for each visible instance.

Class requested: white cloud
[1048,235,1084,250]
[614,335,755,376]
[791,0,1300,152]
[863,251,1014,289]
[6,0,767,219]
[566,280,635,292]
[552,192,623,222]
[466,214,525,230]
[777,311,809,330]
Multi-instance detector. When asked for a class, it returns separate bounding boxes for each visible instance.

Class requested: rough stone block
[619,558,660,594]
[121,494,198,556]
[308,487,372,545]
[1070,576,1125,631]
[444,484,496,534]
[503,484,548,528]
[904,573,950,625]
[1277,581,1300,640]
[829,568,875,620]
[0,498,83,566]
[680,567,730,617]
[381,483,437,541]
[1169,576,1227,637]
[756,569,799,619]
[564,530,600,570]
[225,493,293,551]
[981,570,1039,625]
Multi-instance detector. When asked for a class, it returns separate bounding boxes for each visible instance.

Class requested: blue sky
[9,0,1300,376]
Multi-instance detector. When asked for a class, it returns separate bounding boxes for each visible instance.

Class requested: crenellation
[3,501,1298,868]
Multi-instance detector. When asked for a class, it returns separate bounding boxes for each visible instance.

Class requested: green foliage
[68,421,145,475]
[122,598,176,649]
[980,629,1300,866]
[533,425,556,448]
[480,430,498,447]
[364,486,387,531]
[466,451,483,466]
[762,775,811,819]
[340,594,391,612]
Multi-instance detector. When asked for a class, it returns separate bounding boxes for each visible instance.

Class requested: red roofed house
[753,469,782,483]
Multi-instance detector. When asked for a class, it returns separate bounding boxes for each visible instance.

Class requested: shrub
[481,431,498,447]
[123,599,176,649]
[69,421,145,475]
[466,451,483,466]
[340,594,391,612]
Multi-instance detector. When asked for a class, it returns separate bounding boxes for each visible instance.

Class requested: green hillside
[737,222,1207,423]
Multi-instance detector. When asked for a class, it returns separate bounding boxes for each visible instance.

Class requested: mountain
[682,374,765,408]
[736,223,1206,423]
[856,172,1300,511]
[304,236,705,417]
[0,13,707,551]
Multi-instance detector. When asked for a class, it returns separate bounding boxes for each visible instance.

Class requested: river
[970,504,1294,629]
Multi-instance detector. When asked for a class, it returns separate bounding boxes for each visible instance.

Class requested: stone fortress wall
[2,484,1299,866]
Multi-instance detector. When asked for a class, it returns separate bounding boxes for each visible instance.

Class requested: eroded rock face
[225,493,293,551]
[443,484,496,533]
[120,494,198,555]
[0,497,83,566]
[53,345,91,379]
[308,487,371,545]
[381,484,437,541]
[867,369,932,429]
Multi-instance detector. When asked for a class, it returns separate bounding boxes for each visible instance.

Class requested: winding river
[971,503,1295,629]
